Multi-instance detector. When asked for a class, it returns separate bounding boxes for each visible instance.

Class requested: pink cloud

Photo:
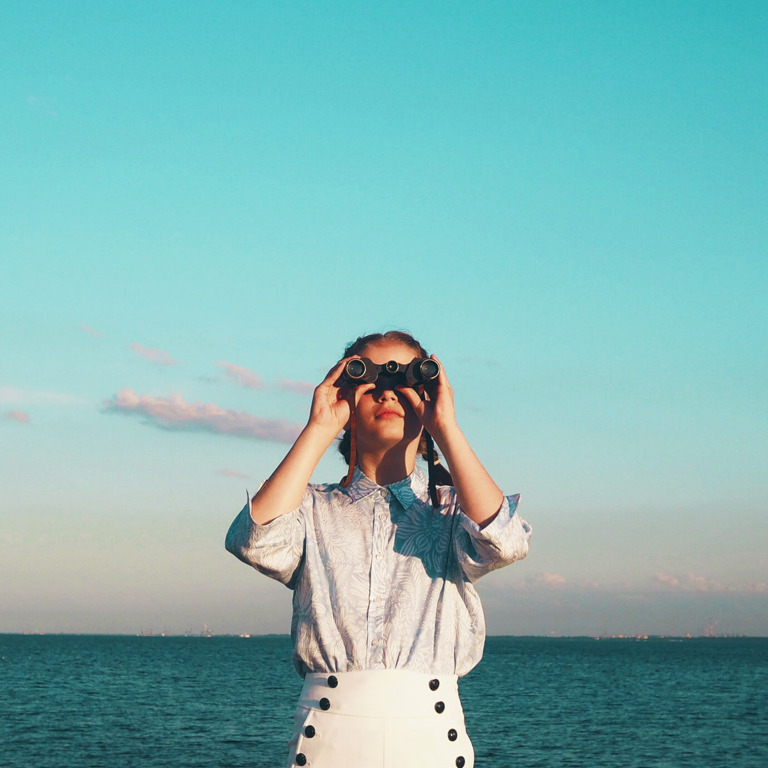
[4,409,31,424]
[131,343,178,366]
[80,324,103,337]
[218,362,264,390]
[105,388,300,444]
[651,572,742,594]
[277,378,314,395]
[219,468,250,479]
[527,572,569,589]
[653,573,682,589]
[0,387,80,405]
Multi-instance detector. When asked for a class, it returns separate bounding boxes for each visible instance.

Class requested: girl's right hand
[250,358,364,525]
[308,357,361,435]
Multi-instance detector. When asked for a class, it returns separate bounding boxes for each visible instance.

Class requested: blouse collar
[342,464,428,507]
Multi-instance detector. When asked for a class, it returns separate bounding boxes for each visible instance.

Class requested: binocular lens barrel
[344,359,368,380]
[418,359,440,381]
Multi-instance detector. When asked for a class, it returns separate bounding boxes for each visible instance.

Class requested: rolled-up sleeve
[224,493,308,588]
[455,494,532,582]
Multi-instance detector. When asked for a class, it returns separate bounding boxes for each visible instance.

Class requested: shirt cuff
[459,493,521,538]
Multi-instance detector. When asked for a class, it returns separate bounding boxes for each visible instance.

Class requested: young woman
[226,331,532,768]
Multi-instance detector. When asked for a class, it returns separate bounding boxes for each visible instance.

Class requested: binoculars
[343,357,441,388]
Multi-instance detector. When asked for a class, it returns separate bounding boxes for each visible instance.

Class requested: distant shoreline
[2,633,766,639]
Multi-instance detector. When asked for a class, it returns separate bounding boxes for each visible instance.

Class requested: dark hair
[337,331,452,488]
[342,330,429,361]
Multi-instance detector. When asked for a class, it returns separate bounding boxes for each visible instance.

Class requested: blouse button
[448,729,458,741]
[429,678,440,691]
[434,701,445,714]
[328,675,338,688]
[319,697,331,710]
[304,725,316,738]
[296,754,307,766]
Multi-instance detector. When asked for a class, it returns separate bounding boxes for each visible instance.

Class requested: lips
[375,409,403,419]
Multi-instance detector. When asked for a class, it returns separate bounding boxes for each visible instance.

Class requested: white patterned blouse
[225,465,532,678]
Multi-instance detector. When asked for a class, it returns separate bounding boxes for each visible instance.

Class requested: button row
[295,676,465,767]
[427,679,465,768]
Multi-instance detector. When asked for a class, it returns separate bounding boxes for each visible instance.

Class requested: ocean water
[1,635,766,767]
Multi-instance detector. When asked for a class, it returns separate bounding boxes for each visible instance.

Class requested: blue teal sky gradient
[2,1,766,636]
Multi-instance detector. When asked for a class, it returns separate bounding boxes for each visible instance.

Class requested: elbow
[512,540,530,564]
[498,529,531,566]
[224,520,247,559]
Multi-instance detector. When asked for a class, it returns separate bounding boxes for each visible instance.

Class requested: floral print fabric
[225,465,531,677]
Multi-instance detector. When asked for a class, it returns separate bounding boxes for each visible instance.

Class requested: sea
[1,634,766,768]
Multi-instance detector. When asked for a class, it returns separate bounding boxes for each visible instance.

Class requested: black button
[328,675,338,688]
[448,729,458,741]
[296,754,307,766]
[429,678,440,691]
[434,701,445,714]
[304,725,316,738]
[319,697,331,711]
[456,757,465,767]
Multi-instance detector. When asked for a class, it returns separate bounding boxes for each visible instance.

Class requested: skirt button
[319,697,331,711]
[448,729,458,741]
[429,678,440,691]
[434,701,445,714]
[304,725,316,738]
[328,675,339,688]
[456,758,466,767]
[296,754,307,766]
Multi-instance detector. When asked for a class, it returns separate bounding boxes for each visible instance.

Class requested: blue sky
[2,1,766,636]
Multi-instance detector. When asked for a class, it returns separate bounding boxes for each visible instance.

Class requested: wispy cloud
[3,409,30,424]
[651,572,767,594]
[219,468,251,479]
[105,389,301,444]
[80,324,103,337]
[277,378,314,395]
[131,343,178,366]
[509,571,768,597]
[526,572,569,589]
[0,387,81,405]
[218,362,264,390]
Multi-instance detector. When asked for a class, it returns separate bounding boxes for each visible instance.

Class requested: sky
[1,1,766,637]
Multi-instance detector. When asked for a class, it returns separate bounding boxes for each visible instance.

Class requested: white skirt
[286,670,474,768]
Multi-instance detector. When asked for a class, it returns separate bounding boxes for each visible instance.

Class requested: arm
[398,357,504,528]
[249,358,356,524]
[432,422,505,528]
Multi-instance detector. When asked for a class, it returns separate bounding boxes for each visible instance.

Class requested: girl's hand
[308,357,373,435]
[397,355,458,441]
[250,357,367,525]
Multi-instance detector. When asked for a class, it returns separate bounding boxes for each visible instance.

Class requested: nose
[371,380,399,401]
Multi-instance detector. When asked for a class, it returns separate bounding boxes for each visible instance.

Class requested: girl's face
[352,340,424,456]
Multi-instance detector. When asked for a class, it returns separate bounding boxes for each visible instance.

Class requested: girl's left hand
[397,355,458,441]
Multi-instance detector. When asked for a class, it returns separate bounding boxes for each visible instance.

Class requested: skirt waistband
[299,670,461,719]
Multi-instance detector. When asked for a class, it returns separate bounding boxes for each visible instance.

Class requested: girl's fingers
[354,382,375,406]
[429,354,449,388]
[320,357,353,387]
[396,386,422,409]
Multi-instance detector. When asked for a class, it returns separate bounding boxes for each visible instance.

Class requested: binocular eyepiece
[343,357,441,388]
